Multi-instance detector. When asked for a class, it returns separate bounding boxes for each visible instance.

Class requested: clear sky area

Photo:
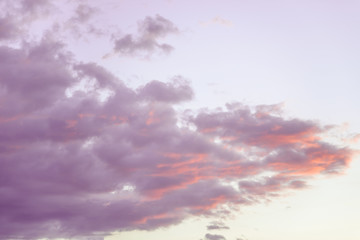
[1,1,359,240]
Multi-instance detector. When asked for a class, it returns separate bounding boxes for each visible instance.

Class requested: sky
[0,0,360,240]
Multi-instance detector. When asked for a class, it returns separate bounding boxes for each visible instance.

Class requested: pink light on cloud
[146,110,160,125]
[0,1,357,240]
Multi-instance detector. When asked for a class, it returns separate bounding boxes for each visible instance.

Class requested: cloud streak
[207,221,230,231]
[205,233,227,240]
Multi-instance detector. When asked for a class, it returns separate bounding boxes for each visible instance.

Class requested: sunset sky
[1,1,360,240]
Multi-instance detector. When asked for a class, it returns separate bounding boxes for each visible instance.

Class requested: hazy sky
[1,1,359,240]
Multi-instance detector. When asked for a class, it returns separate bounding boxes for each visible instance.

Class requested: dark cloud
[114,15,178,57]
[207,221,230,230]
[205,233,227,240]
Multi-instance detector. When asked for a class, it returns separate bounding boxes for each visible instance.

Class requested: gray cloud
[207,221,230,231]
[205,233,227,240]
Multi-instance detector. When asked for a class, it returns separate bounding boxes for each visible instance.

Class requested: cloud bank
[0,38,353,239]
[0,1,355,240]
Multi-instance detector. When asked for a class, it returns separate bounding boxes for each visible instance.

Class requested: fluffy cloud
[114,15,178,57]
[0,2,355,240]
[0,37,354,239]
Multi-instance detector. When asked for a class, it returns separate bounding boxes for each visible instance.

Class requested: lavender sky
[1,1,360,240]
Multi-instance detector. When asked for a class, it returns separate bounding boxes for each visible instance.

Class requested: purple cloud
[0,38,354,239]
[138,76,193,103]
[21,0,49,12]
[114,15,178,57]
[0,17,19,40]
[65,3,104,38]
[71,4,97,23]
[0,0,51,41]
[0,5,356,240]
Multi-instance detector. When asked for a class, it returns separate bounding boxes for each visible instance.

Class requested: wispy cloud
[64,3,104,38]
[113,14,178,57]
[207,221,230,230]
[200,16,233,27]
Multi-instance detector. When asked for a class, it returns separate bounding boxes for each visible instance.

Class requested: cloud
[0,3,356,240]
[191,102,322,149]
[0,37,354,239]
[207,221,230,230]
[138,76,193,103]
[200,16,233,27]
[64,3,104,38]
[205,233,227,240]
[0,0,51,41]
[238,175,308,200]
[71,4,98,23]
[113,14,178,57]
[0,17,19,40]
[21,0,49,12]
